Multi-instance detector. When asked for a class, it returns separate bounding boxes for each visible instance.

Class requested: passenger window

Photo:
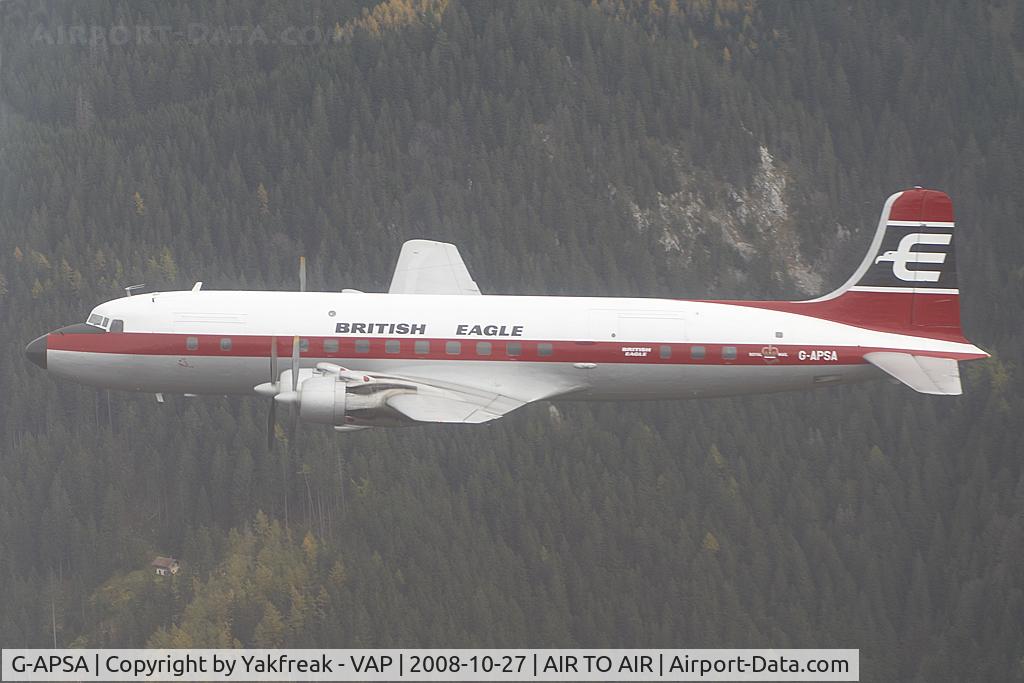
[476,341,492,356]
[723,346,737,360]
[691,345,705,360]
[385,340,400,354]
[415,340,430,354]
[355,340,370,353]
[299,338,309,352]
[110,319,124,333]
[186,336,198,351]
[506,342,522,357]
[324,339,339,354]
[446,341,461,355]
[659,345,671,359]
[538,343,553,357]
[219,337,232,351]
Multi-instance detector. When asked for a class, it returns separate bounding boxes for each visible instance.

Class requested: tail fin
[807,188,964,340]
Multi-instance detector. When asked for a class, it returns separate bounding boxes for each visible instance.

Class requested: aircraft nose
[25,334,47,369]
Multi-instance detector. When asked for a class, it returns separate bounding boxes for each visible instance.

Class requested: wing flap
[864,352,962,395]
[386,393,515,424]
[388,240,481,295]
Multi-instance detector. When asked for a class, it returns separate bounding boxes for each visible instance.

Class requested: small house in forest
[151,556,180,576]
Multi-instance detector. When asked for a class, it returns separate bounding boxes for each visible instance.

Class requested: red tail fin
[800,188,964,340]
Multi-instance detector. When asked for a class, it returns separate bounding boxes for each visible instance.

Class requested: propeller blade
[291,335,301,392]
[274,259,308,451]
[265,336,281,450]
[266,399,276,450]
[288,400,298,449]
[289,334,301,448]
[270,335,278,383]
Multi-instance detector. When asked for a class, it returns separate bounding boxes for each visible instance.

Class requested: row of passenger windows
[186,337,550,356]
[185,337,739,360]
[656,345,735,359]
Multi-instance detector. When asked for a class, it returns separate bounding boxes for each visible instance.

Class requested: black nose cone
[25,334,47,369]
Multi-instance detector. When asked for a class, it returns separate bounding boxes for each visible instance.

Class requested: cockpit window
[87,313,105,328]
[109,319,124,333]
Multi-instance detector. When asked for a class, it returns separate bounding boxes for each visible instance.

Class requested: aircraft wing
[339,365,581,424]
[864,352,962,395]
[388,240,482,295]
[386,388,524,424]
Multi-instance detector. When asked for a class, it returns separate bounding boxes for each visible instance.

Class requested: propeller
[288,335,300,444]
[291,258,305,444]
[268,337,303,445]
[259,257,307,450]
[270,336,303,431]
[291,335,300,391]
[265,336,278,449]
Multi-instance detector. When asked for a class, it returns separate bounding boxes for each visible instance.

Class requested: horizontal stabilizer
[388,240,481,295]
[864,352,962,395]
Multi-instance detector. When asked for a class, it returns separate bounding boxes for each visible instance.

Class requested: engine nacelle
[298,375,348,425]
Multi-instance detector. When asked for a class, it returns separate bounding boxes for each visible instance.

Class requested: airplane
[24,187,988,441]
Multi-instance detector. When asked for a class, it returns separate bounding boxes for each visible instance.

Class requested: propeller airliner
[25,188,988,439]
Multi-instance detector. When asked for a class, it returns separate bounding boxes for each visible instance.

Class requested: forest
[1,1,1022,680]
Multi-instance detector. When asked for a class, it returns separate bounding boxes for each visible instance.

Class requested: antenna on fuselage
[299,256,306,292]
[124,283,146,297]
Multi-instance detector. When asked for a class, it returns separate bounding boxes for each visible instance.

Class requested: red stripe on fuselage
[45,333,985,365]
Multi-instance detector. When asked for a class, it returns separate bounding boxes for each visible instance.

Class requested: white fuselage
[44,289,982,402]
